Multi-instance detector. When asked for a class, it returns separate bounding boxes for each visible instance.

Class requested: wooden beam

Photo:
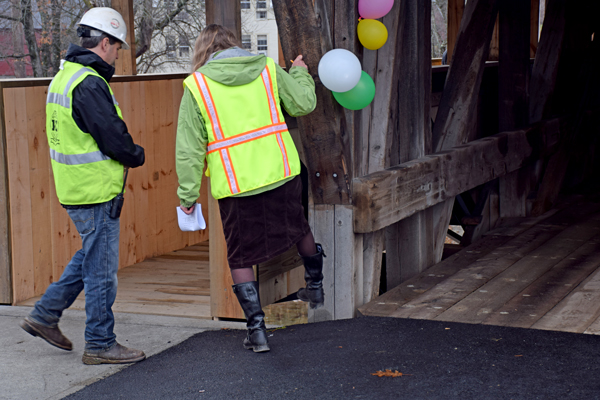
[385,0,434,287]
[530,0,540,58]
[273,0,352,204]
[498,0,532,219]
[308,204,335,322]
[488,16,499,61]
[446,0,465,64]
[499,0,531,131]
[0,83,12,304]
[257,246,303,283]
[353,125,558,233]
[205,0,242,39]
[112,0,137,75]
[349,0,400,300]
[431,0,499,264]
[529,0,567,124]
[432,0,499,151]
[529,1,599,215]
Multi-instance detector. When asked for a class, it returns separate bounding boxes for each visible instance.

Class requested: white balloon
[318,49,362,92]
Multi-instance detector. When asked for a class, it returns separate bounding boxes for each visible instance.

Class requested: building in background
[140,0,280,74]
[240,0,279,63]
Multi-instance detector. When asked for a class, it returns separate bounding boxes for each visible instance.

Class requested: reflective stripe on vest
[192,72,239,194]
[192,67,292,194]
[46,66,118,166]
[49,149,110,165]
[47,67,119,110]
[45,61,125,205]
[260,67,291,177]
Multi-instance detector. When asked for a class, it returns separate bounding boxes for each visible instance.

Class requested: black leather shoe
[82,343,146,365]
[20,316,73,351]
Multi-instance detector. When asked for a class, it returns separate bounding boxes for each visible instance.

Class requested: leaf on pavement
[371,369,410,377]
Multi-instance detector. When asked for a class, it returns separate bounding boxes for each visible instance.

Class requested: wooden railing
[0,74,209,304]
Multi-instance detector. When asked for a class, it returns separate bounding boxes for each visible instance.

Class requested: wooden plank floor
[358,195,600,335]
[19,242,212,319]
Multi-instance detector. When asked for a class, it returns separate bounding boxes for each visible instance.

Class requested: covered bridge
[1,0,600,335]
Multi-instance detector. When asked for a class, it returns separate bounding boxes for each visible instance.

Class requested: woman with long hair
[176,24,323,353]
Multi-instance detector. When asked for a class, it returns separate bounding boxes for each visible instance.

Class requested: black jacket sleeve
[72,75,145,168]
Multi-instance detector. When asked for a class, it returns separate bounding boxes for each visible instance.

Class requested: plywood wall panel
[3,77,208,304]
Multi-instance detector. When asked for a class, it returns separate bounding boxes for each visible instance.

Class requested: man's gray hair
[80,31,117,49]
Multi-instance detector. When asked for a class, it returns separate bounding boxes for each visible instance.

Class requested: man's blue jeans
[29,200,120,351]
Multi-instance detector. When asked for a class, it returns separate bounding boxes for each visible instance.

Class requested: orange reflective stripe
[194,72,224,140]
[220,148,240,194]
[260,65,291,176]
[207,122,288,154]
[276,132,291,177]
[261,67,280,124]
[194,72,239,194]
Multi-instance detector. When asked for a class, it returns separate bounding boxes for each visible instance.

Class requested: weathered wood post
[384,0,433,287]
[112,0,137,75]
[430,0,499,263]
[274,0,360,320]
[498,0,532,219]
[529,0,600,215]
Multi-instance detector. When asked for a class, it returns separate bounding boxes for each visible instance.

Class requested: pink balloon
[358,0,394,19]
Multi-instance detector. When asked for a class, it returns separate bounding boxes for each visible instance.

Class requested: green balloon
[332,71,375,110]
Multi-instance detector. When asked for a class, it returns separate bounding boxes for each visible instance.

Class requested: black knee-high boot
[232,281,270,353]
[297,243,326,309]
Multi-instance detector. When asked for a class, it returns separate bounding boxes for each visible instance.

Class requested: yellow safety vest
[183,57,300,199]
[46,61,124,205]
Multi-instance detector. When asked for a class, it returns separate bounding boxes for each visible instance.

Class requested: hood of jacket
[198,47,267,86]
[63,43,115,82]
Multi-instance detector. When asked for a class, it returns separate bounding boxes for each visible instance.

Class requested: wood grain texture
[2,77,207,304]
[0,84,11,303]
[358,197,600,337]
[112,0,137,75]
[208,183,243,320]
[446,0,465,64]
[205,0,242,39]
[438,213,600,324]
[385,0,434,288]
[273,0,352,204]
[353,127,545,233]
[432,0,499,152]
[529,0,567,124]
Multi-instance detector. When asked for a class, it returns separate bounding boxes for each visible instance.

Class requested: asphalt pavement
[4,306,600,400]
[64,316,600,400]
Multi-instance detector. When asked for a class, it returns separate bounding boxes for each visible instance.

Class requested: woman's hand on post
[292,55,308,70]
[180,204,195,215]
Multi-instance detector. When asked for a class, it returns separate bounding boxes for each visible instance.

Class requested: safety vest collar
[46,63,119,109]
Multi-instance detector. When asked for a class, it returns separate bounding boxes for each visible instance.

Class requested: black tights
[230,232,317,284]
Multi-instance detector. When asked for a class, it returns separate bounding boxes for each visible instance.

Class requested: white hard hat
[78,7,130,50]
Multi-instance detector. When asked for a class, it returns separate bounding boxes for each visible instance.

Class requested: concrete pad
[0,306,245,400]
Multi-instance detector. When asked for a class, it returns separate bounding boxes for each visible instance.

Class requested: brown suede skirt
[218,176,311,269]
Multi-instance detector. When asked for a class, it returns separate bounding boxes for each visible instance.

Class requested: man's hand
[292,55,308,70]
[180,204,195,215]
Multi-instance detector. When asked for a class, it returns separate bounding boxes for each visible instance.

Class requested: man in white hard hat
[19,7,146,365]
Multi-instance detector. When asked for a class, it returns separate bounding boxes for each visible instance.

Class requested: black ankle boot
[297,243,326,309]
[232,281,270,353]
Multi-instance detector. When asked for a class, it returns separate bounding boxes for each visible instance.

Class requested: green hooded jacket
[176,48,317,207]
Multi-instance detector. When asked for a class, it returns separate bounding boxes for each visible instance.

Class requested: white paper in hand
[177,204,206,231]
